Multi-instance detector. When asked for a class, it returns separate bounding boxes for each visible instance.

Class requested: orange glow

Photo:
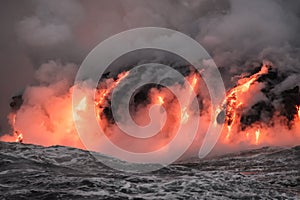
[181,107,189,124]
[179,72,200,124]
[1,63,300,155]
[188,73,199,92]
[216,65,300,147]
[255,129,260,145]
[191,74,198,90]
[220,65,269,142]
[157,95,164,105]
[226,125,232,141]
[0,113,25,143]
[95,71,129,125]
[95,71,129,107]
[74,96,87,121]
[15,131,23,143]
[11,114,23,143]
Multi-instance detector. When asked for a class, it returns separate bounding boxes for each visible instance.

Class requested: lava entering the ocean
[1,62,300,157]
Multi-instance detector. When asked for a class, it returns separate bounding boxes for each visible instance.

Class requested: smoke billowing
[1,0,300,158]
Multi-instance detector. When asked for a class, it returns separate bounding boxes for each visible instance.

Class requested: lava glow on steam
[1,63,300,158]
[221,66,269,143]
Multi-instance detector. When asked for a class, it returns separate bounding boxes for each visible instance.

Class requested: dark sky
[1,0,300,133]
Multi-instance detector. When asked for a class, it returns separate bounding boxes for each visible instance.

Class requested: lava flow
[216,64,300,147]
[10,113,23,143]
[0,113,23,143]
[1,62,300,155]
[220,65,269,143]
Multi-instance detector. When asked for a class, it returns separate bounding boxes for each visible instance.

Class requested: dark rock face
[0,141,299,199]
[280,86,300,126]
[236,66,300,129]
[240,101,275,130]
[261,86,300,128]
[98,64,300,131]
[97,65,205,124]
[9,95,23,111]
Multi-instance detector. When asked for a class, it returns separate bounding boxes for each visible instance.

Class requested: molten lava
[15,131,23,143]
[255,129,260,145]
[180,73,200,124]
[11,114,23,143]
[93,71,130,130]
[95,71,129,108]
[1,63,300,155]
[218,65,270,145]
[157,96,164,105]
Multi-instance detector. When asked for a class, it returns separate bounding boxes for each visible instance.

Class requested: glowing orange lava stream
[221,65,269,144]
